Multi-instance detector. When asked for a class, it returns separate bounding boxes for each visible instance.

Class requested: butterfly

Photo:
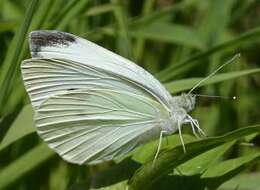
[21,30,204,165]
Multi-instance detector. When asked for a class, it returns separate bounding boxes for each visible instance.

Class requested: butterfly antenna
[187,53,240,95]
[193,94,237,100]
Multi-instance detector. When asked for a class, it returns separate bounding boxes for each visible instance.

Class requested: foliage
[0,0,260,189]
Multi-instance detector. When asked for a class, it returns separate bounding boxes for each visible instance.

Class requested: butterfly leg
[186,115,206,137]
[192,118,206,137]
[177,120,186,153]
[153,130,167,167]
[184,118,200,138]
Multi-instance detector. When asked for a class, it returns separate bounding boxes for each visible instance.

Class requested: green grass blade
[0,20,16,33]
[0,0,54,118]
[219,172,260,190]
[0,105,34,151]
[130,0,199,28]
[198,0,234,45]
[100,22,205,50]
[29,0,53,29]
[156,26,260,82]
[178,142,236,176]
[164,68,260,93]
[90,181,128,190]
[132,22,205,50]
[202,152,260,189]
[55,0,89,30]
[110,0,132,59]
[84,3,115,17]
[48,0,79,28]
[0,0,39,116]
[133,0,156,63]
[0,143,54,189]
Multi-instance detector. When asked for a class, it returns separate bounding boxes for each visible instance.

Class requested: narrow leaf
[202,152,260,189]
[132,22,205,49]
[156,26,260,82]
[0,105,34,151]
[164,68,260,93]
[219,172,260,190]
[0,143,54,189]
[178,142,235,176]
[0,0,39,115]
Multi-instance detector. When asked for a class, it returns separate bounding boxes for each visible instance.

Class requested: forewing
[29,30,172,108]
[35,89,168,165]
[21,59,157,108]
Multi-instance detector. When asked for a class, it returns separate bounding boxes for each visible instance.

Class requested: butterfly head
[170,93,196,113]
[180,93,196,112]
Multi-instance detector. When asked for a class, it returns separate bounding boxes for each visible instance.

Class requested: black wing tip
[29,30,76,56]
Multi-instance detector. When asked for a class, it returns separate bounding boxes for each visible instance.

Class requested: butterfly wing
[21,59,170,165]
[35,88,167,165]
[29,30,172,109]
[21,58,157,108]
[21,30,173,165]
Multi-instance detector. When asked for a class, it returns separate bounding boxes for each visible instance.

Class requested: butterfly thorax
[161,93,196,134]
[161,93,204,153]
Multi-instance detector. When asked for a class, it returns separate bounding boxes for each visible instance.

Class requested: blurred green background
[0,0,260,189]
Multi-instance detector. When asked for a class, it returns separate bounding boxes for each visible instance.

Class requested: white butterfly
[21,30,203,165]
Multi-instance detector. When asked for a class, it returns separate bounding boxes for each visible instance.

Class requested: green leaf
[133,0,156,63]
[93,158,141,187]
[84,3,115,17]
[0,0,39,115]
[198,0,235,45]
[110,0,132,59]
[0,143,54,189]
[52,0,89,30]
[0,20,17,33]
[132,134,196,164]
[0,105,34,151]
[149,174,205,190]
[90,181,128,190]
[202,152,260,189]
[178,142,235,176]
[164,68,260,93]
[132,22,205,50]
[130,0,200,28]
[218,172,260,190]
[49,162,69,190]
[101,22,205,50]
[29,0,53,30]
[0,0,56,118]
[156,26,260,82]
[128,125,260,190]
[203,152,260,178]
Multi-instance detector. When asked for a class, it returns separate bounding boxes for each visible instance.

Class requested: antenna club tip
[232,96,237,100]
